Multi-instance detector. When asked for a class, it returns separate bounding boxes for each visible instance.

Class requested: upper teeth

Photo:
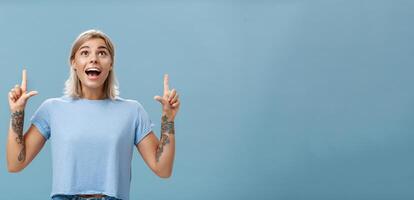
[86,68,101,72]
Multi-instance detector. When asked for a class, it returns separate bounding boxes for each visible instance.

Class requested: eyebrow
[79,46,89,50]
[79,46,108,50]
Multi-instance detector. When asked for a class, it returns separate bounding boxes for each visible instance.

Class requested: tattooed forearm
[161,115,175,135]
[11,110,26,162]
[18,145,26,162]
[156,134,170,162]
[156,115,175,162]
[11,111,24,138]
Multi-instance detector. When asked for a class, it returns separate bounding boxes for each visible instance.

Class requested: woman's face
[72,38,112,91]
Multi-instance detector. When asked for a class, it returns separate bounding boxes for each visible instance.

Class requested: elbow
[7,165,23,173]
[8,169,21,173]
[7,161,24,173]
[158,172,172,179]
[155,168,172,179]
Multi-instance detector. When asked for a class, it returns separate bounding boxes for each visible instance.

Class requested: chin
[80,80,104,89]
[86,83,105,89]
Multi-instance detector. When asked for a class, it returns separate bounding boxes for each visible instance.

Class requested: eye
[98,51,107,56]
[80,50,89,56]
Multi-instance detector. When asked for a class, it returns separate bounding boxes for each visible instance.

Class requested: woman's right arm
[6,69,45,172]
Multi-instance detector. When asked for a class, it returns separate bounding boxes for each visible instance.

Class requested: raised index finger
[21,69,27,91]
[163,74,169,94]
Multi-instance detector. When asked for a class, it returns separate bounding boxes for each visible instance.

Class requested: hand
[154,74,180,121]
[8,69,38,112]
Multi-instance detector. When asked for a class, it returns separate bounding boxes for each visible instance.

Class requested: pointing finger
[21,69,27,92]
[163,74,169,95]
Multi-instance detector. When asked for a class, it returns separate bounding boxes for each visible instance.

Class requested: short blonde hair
[64,29,119,100]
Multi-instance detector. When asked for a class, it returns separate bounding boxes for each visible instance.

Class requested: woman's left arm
[136,74,180,178]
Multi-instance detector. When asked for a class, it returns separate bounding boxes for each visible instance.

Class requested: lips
[84,67,102,80]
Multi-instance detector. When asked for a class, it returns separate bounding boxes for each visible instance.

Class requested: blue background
[1,0,413,199]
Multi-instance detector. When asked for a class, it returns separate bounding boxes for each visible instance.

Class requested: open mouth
[85,67,102,78]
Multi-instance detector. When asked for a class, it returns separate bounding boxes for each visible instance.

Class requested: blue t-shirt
[31,96,153,200]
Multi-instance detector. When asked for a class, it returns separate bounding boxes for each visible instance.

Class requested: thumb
[154,95,164,104]
[22,91,38,101]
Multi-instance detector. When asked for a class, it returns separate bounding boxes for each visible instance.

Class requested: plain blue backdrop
[1,0,413,199]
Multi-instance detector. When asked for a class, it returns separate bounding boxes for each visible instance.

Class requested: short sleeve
[30,100,51,140]
[134,102,154,145]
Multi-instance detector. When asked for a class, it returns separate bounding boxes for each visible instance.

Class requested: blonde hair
[64,29,119,100]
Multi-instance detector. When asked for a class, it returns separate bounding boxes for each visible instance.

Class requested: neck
[81,86,106,100]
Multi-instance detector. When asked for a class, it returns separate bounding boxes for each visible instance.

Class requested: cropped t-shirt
[31,96,153,200]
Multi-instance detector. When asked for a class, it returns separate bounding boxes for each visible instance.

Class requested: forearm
[6,110,26,172]
[155,114,175,178]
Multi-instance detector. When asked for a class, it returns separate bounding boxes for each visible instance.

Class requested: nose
[89,53,98,64]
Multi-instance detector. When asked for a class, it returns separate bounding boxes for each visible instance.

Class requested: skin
[6,38,180,198]
[71,38,113,99]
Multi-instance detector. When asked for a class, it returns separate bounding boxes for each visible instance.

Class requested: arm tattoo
[11,111,24,140]
[156,134,170,162]
[18,145,26,162]
[11,110,26,162]
[156,115,175,162]
[161,115,175,135]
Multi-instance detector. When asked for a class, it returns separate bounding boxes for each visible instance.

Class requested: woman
[6,29,180,200]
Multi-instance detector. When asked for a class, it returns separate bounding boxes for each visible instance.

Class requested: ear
[70,60,77,71]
